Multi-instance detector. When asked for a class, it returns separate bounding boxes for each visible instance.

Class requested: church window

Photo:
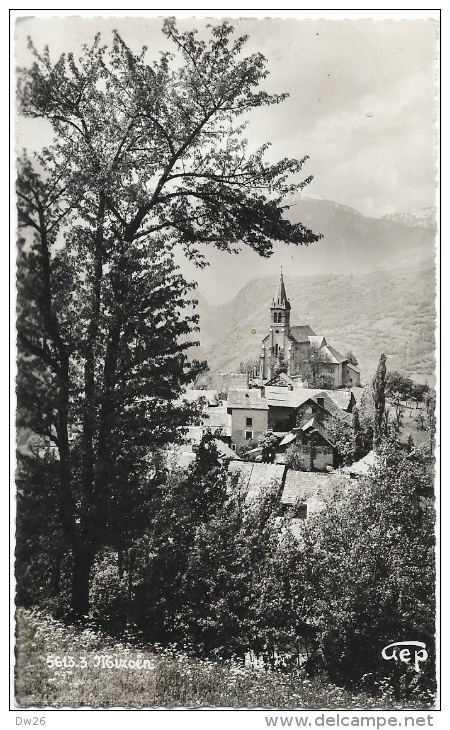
[274,344,279,356]
[246,417,253,427]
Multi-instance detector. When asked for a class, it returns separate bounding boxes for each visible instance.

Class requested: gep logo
[381,641,428,672]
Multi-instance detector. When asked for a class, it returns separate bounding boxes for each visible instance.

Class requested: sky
[14,10,439,302]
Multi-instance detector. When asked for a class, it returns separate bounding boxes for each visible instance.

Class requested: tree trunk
[82,199,105,505]
[71,543,96,617]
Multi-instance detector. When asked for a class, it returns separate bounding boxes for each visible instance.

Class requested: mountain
[381,207,437,230]
[177,196,436,306]
[280,196,435,275]
[193,261,436,387]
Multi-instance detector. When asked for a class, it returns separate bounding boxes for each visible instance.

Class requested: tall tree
[16,20,321,615]
[372,353,387,450]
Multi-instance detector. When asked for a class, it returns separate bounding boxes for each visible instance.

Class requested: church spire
[272,267,291,310]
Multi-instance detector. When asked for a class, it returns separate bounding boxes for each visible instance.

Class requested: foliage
[411,382,430,407]
[326,418,353,467]
[17,608,433,708]
[424,390,436,456]
[258,431,279,462]
[16,19,321,615]
[15,448,70,611]
[239,356,260,375]
[299,344,333,389]
[372,353,387,449]
[235,439,258,459]
[302,441,435,699]
[284,443,308,471]
[345,351,359,367]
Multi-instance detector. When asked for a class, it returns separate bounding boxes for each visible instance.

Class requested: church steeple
[269,269,291,372]
[272,268,291,310]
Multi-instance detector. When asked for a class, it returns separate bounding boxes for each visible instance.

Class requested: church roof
[289,325,317,343]
[308,335,327,347]
[272,271,291,309]
[322,345,347,364]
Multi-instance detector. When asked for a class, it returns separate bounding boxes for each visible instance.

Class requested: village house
[259,271,361,387]
[279,419,336,471]
[226,388,269,445]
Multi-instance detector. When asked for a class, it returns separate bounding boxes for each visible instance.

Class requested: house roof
[182,426,204,445]
[265,386,316,409]
[345,362,361,374]
[165,446,197,471]
[301,419,334,447]
[281,471,347,507]
[228,461,286,502]
[213,439,241,461]
[279,432,297,447]
[319,389,353,412]
[227,389,269,410]
[313,392,353,426]
[264,372,298,389]
[216,372,249,391]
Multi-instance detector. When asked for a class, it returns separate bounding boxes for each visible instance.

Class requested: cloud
[15,15,438,219]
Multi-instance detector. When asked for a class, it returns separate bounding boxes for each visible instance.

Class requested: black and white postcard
[12,8,440,719]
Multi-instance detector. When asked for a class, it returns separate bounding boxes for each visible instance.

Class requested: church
[259,272,360,389]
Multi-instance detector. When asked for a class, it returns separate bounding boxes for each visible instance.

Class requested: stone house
[227,389,269,445]
[296,419,336,471]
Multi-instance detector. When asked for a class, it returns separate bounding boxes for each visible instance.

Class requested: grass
[15,609,434,709]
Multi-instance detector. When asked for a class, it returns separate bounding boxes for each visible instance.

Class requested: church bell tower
[270,269,291,365]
